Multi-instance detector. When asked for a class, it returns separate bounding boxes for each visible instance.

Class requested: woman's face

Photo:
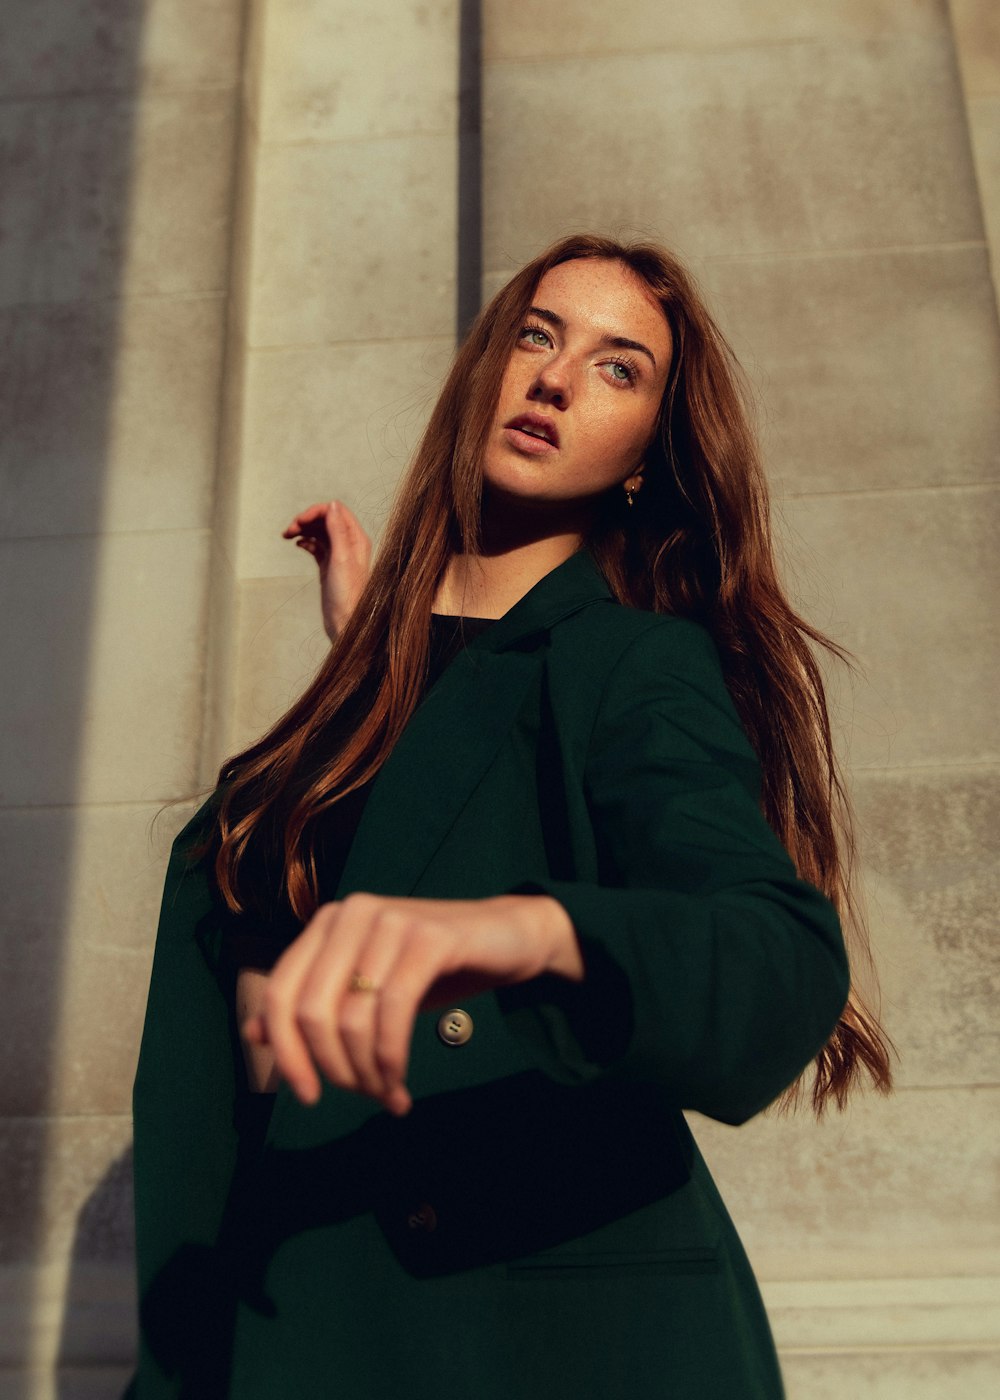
[482,257,672,518]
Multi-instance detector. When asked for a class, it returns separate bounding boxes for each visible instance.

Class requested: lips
[503,413,560,449]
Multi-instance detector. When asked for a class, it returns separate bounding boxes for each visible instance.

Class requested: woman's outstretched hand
[283,500,372,642]
[241,892,583,1116]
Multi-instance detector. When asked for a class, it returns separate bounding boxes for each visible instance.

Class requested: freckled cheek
[583,408,653,468]
[497,360,532,411]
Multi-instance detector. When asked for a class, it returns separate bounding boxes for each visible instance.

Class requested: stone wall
[0,3,243,1395]
[482,0,1000,1390]
[210,0,460,773]
[0,2,995,1395]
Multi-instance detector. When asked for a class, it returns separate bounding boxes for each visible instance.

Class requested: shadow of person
[54,1144,137,1398]
[125,1067,695,1395]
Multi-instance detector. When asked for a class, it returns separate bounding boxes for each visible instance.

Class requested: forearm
[498,875,849,1124]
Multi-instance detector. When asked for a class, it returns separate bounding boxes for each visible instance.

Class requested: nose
[529,355,572,409]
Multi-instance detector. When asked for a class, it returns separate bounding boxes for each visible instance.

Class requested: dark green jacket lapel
[263,546,615,1153]
[332,546,613,901]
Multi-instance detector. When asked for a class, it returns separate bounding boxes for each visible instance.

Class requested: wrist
[544,895,585,981]
[497,892,584,984]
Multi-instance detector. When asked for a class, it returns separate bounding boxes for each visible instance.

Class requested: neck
[433,534,584,618]
[433,489,589,618]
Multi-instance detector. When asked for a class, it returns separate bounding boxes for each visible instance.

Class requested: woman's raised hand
[241,892,583,1116]
[283,500,372,642]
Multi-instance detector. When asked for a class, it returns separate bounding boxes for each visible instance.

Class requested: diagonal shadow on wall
[33,1,485,1394]
[0,0,241,1392]
[0,3,152,1387]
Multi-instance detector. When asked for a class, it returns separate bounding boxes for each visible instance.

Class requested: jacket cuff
[493,880,635,1084]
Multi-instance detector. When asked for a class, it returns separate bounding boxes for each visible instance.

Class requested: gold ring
[348,972,380,995]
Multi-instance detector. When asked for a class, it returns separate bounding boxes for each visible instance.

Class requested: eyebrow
[527,305,658,369]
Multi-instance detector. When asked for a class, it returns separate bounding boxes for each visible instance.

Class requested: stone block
[0,530,210,806]
[484,0,949,60]
[0,1370,132,1400]
[968,96,1000,279]
[688,1085,1000,1281]
[249,134,456,348]
[0,0,242,97]
[702,245,1000,496]
[0,1260,136,1366]
[220,118,260,352]
[0,1116,133,1268]
[13,1370,136,1400]
[231,576,331,755]
[43,939,151,1118]
[254,0,457,143]
[764,1275,1000,1353]
[780,1346,1000,1400]
[851,769,1000,1089]
[234,337,452,577]
[780,486,999,769]
[0,801,197,1116]
[483,38,981,269]
[211,320,249,577]
[199,538,239,785]
[0,88,235,306]
[951,0,1000,97]
[0,296,224,539]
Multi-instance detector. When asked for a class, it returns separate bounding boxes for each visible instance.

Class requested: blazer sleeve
[495,615,851,1126]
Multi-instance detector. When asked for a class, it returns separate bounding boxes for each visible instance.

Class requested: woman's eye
[606,359,637,385]
[520,325,551,347]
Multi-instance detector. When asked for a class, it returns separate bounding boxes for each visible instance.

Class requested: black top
[219,613,497,974]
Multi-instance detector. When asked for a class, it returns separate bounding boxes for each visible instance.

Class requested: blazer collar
[460,544,613,654]
[330,543,614,901]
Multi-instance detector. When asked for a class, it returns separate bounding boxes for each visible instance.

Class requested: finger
[327,501,369,572]
[241,1013,267,1045]
[282,502,332,538]
[333,910,420,1102]
[264,916,338,1104]
[292,517,330,543]
[383,1083,413,1117]
[342,509,373,564]
[289,893,389,1099]
[334,500,359,534]
[290,520,330,569]
[295,896,404,1100]
[325,500,350,552]
[372,922,456,1108]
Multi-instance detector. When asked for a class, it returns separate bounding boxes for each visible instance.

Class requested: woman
[127,235,892,1399]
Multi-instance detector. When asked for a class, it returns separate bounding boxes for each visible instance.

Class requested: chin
[483,475,565,507]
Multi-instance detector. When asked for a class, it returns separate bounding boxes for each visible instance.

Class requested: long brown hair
[205,232,893,1114]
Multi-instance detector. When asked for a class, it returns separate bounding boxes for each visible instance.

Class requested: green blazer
[127,546,849,1399]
